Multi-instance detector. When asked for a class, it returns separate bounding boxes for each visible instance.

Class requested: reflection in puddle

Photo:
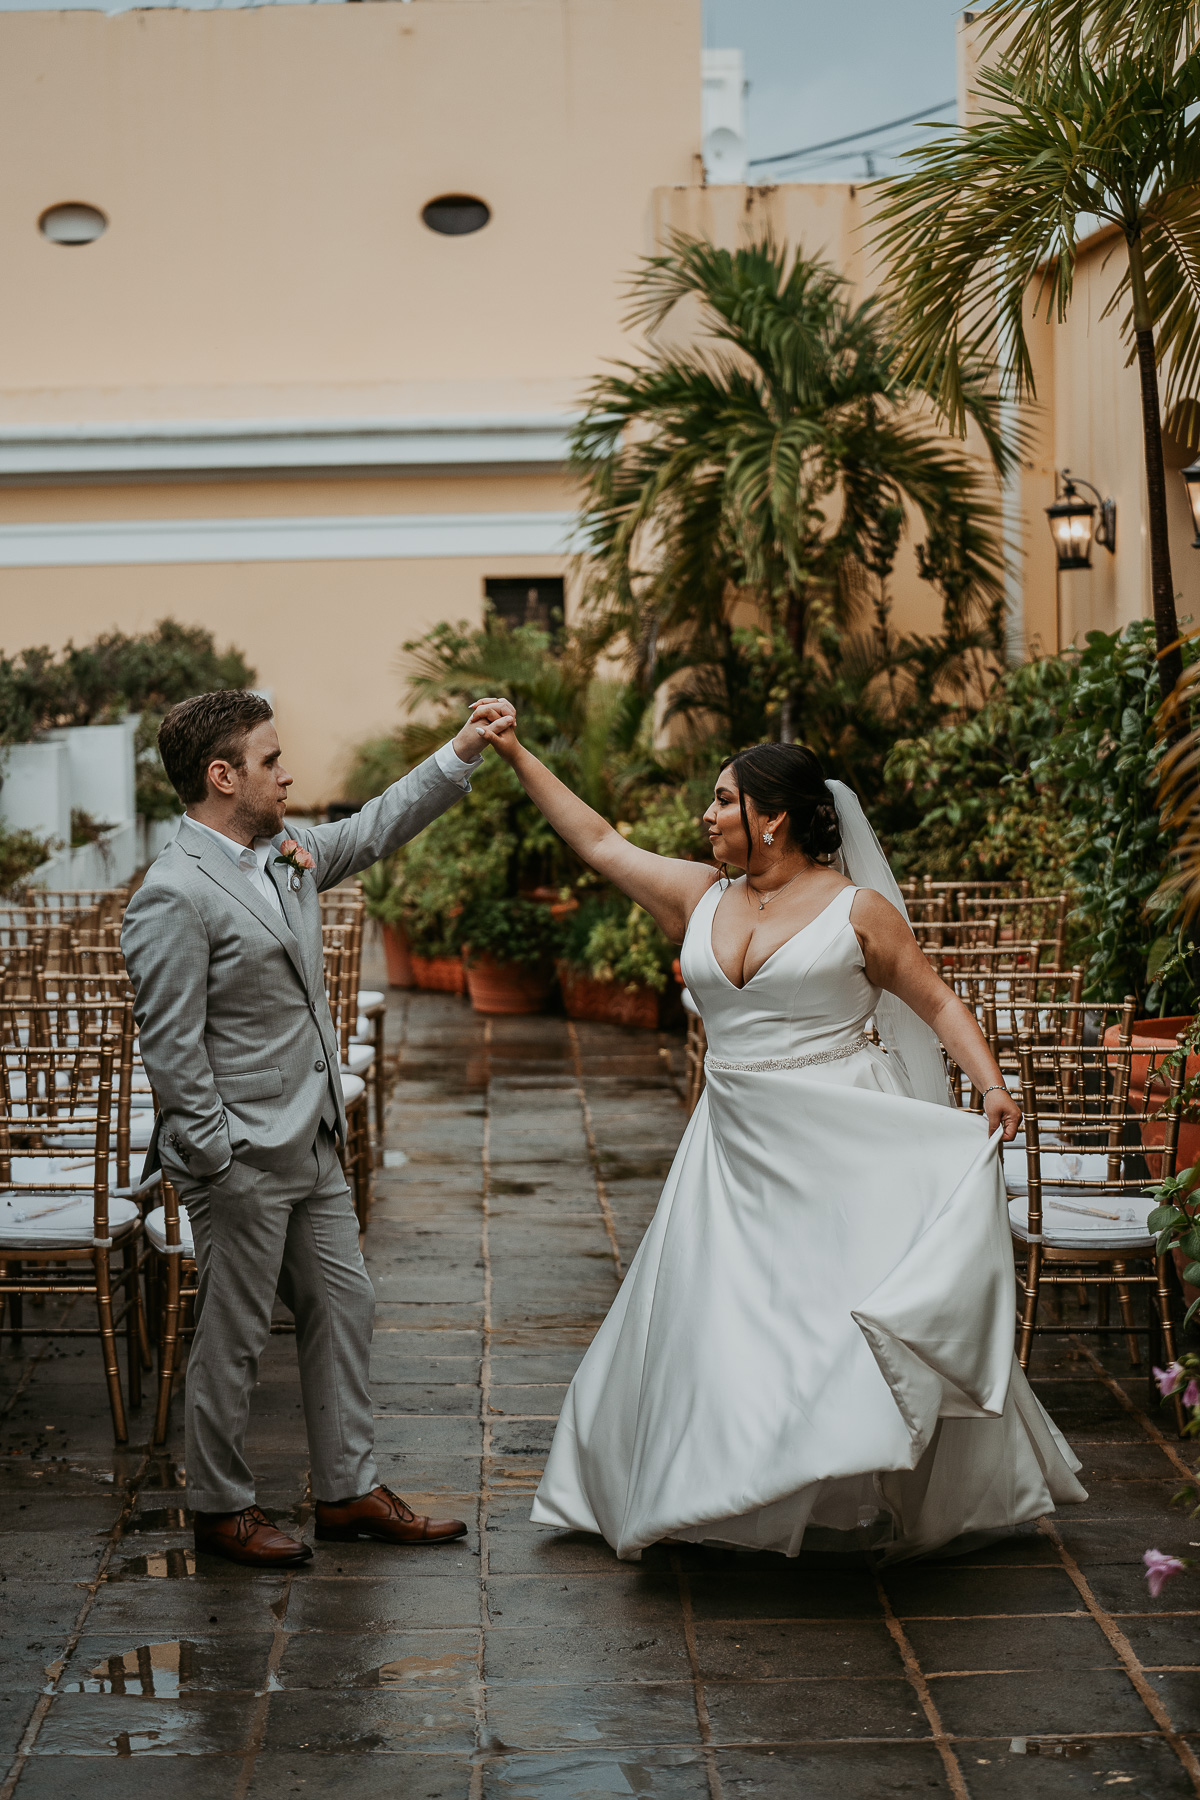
[66,1642,196,1697]
[123,1507,188,1533]
[371,1652,475,1687]
[110,1549,195,1578]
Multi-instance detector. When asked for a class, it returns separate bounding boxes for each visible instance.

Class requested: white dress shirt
[183,739,483,918]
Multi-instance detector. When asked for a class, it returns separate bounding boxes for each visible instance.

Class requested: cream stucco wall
[0,0,699,417]
[0,553,570,803]
[0,0,700,807]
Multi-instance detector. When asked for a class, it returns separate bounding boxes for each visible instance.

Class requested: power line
[747,98,957,169]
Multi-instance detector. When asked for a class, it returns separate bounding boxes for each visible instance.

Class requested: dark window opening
[485,577,565,638]
[422,195,491,236]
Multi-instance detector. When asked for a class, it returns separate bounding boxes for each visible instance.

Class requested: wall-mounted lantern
[1045,469,1116,570]
[1181,458,1200,547]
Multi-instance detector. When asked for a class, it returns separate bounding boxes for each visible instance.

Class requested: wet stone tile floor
[2,972,1200,1798]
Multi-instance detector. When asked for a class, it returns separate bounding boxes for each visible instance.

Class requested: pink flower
[1154,1362,1183,1397]
[277,838,315,872]
[1185,1379,1200,1410]
[1144,1549,1188,1598]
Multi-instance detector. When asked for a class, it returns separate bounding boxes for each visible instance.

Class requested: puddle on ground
[121,1507,188,1533]
[598,1157,675,1182]
[108,1549,195,1579]
[491,1179,543,1196]
[63,1642,198,1697]
[369,1652,476,1687]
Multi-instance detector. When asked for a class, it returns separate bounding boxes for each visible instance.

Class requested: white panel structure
[0,510,578,566]
[702,47,747,186]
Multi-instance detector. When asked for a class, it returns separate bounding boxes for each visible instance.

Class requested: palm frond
[876,41,1200,443]
[980,0,1200,70]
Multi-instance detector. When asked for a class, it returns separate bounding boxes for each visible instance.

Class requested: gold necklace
[745,865,808,912]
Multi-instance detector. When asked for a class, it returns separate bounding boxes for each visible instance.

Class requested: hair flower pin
[274,838,315,892]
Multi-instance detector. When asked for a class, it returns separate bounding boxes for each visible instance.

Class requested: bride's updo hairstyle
[719,743,841,871]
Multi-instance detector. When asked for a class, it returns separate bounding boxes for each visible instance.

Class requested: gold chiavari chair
[144,1171,198,1445]
[322,927,373,1231]
[904,895,948,927]
[0,994,138,1189]
[920,877,1031,915]
[683,1002,707,1118]
[922,941,1052,995]
[25,888,129,928]
[1010,1031,1186,1418]
[0,1037,151,1439]
[912,916,1000,955]
[958,892,1070,968]
[321,890,385,1155]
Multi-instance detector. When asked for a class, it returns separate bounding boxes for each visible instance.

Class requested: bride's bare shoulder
[847,887,912,935]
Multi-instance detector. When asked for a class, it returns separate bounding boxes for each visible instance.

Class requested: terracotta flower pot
[380,921,415,989]
[465,954,552,1016]
[1103,1016,1200,1173]
[412,953,466,995]
[558,964,659,1030]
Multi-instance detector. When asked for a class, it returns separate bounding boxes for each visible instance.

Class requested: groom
[122,687,513,1566]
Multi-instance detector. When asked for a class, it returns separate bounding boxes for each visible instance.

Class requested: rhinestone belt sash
[705,1032,872,1074]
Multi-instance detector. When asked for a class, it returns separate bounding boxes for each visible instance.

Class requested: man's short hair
[158,690,274,806]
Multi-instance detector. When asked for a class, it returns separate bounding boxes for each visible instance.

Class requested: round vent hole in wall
[39,203,108,246]
[421,195,490,236]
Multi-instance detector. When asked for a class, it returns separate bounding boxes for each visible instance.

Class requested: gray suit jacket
[121,750,472,1185]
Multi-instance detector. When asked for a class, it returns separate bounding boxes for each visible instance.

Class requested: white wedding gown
[531,881,1087,1562]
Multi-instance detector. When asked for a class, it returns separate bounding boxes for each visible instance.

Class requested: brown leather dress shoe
[193,1505,313,1567]
[314,1485,468,1545]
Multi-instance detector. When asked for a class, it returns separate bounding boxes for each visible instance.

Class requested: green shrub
[70,808,115,848]
[1034,622,1197,1010]
[0,621,255,746]
[0,825,56,898]
[134,712,184,822]
[460,896,562,971]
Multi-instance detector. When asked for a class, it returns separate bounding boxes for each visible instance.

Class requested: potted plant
[461,896,560,1015]
[358,854,415,988]
[557,894,672,1029]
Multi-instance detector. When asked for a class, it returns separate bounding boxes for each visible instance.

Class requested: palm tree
[981,0,1198,69]
[874,38,1200,698]
[571,234,1006,747]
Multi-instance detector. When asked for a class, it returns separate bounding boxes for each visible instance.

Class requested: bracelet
[980,1083,1008,1101]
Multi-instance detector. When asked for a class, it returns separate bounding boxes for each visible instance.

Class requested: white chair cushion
[10,1156,119,1188]
[144,1203,194,1259]
[341,1043,374,1077]
[1003,1145,1104,1194]
[354,1017,372,1041]
[340,1072,366,1106]
[46,1110,156,1154]
[0,1192,140,1252]
[357,990,385,1014]
[1008,1192,1154,1251]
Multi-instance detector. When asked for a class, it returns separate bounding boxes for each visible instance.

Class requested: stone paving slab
[4,977,1200,1798]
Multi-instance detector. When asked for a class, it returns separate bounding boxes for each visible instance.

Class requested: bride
[480,722,1087,1561]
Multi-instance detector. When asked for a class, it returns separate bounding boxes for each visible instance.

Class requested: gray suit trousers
[180,1126,378,1512]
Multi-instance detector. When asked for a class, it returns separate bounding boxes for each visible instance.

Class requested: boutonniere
[274,838,315,892]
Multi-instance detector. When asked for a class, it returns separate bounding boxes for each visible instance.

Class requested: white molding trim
[0,510,578,567]
[0,413,580,481]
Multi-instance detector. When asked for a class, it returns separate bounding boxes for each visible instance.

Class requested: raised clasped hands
[451,697,518,762]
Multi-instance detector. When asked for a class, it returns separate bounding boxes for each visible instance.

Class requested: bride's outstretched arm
[851,891,1022,1140]
[479,718,717,942]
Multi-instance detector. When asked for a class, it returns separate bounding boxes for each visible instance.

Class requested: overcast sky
[704,0,962,181]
